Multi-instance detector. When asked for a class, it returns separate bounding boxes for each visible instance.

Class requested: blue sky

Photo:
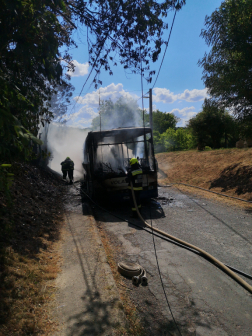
[64,0,223,129]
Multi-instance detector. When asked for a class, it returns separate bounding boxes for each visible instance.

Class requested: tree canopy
[187,99,238,148]
[0,0,186,160]
[0,0,74,158]
[73,0,185,85]
[199,0,252,120]
[145,110,179,134]
[153,128,195,152]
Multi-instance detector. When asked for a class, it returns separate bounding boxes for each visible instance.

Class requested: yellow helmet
[130,158,138,165]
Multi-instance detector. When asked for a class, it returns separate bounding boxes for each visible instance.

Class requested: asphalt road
[93,186,252,336]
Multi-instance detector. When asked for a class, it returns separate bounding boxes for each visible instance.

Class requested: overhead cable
[69,3,121,113]
[152,9,177,89]
[149,205,183,336]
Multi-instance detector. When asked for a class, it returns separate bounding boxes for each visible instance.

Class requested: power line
[152,9,177,89]
[149,206,183,336]
[70,4,176,114]
[141,12,182,329]
[140,44,145,113]
[69,3,121,114]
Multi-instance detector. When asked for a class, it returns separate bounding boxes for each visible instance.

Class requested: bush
[157,128,196,152]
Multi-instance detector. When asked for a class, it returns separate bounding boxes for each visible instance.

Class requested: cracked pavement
[93,186,252,336]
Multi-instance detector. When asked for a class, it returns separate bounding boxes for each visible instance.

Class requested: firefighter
[61,157,74,184]
[127,157,143,218]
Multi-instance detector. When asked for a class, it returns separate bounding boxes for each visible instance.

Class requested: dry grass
[156,147,252,203]
[0,242,60,336]
[0,163,65,336]
[97,224,145,336]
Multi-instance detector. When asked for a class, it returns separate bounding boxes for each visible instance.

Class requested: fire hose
[130,181,252,294]
[118,261,148,285]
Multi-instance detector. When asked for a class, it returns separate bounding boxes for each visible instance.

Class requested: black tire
[86,178,95,199]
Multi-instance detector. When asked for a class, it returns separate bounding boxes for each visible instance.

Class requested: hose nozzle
[132,276,139,285]
[141,275,148,286]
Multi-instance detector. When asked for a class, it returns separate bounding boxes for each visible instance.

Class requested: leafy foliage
[0,164,13,194]
[238,116,252,139]
[199,0,252,120]
[0,0,75,160]
[154,128,195,152]
[0,0,186,161]
[145,110,179,134]
[73,0,186,86]
[49,82,75,124]
[0,0,185,161]
[187,99,239,148]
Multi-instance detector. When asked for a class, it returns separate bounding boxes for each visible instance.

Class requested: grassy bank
[0,163,65,335]
[156,148,252,202]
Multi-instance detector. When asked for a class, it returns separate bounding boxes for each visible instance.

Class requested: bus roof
[86,127,152,143]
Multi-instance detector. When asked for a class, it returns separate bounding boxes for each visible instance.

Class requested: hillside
[156,148,252,202]
[0,163,65,335]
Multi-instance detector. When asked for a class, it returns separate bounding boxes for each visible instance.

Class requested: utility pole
[99,90,101,132]
[149,88,153,135]
[149,88,156,171]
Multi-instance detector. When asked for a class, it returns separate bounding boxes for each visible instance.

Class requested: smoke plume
[41,123,88,179]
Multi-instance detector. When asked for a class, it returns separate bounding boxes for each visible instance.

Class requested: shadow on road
[64,209,122,336]
[67,290,120,336]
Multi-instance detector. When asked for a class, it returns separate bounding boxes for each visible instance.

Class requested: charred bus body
[83,127,158,202]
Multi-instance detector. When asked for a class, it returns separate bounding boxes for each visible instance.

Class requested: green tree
[145,110,179,134]
[74,0,185,86]
[187,99,238,148]
[199,0,252,120]
[50,83,75,124]
[0,0,186,160]
[153,130,164,153]
[238,116,252,140]
[0,0,74,159]
[160,128,195,152]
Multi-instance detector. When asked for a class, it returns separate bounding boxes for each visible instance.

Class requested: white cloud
[70,83,136,124]
[67,60,89,77]
[69,106,98,119]
[178,88,208,102]
[68,84,207,129]
[169,106,196,116]
[153,88,177,104]
[153,88,208,104]
[168,106,198,127]
[69,83,141,128]
[74,83,139,106]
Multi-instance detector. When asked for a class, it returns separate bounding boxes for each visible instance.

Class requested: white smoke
[39,97,148,179]
[84,96,145,131]
[41,123,88,179]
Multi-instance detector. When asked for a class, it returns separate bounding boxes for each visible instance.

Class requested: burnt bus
[82,127,158,202]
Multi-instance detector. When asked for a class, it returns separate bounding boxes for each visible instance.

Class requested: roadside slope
[156,148,252,201]
[0,163,65,336]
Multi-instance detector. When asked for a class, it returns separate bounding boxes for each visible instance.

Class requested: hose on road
[118,261,148,285]
[76,182,252,291]
[130,182,252,294]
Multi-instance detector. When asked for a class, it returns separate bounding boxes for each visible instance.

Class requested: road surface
[93,186,252,336]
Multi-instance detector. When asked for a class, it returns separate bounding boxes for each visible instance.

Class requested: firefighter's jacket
[127,162,143,191]
[61,158,74,172]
